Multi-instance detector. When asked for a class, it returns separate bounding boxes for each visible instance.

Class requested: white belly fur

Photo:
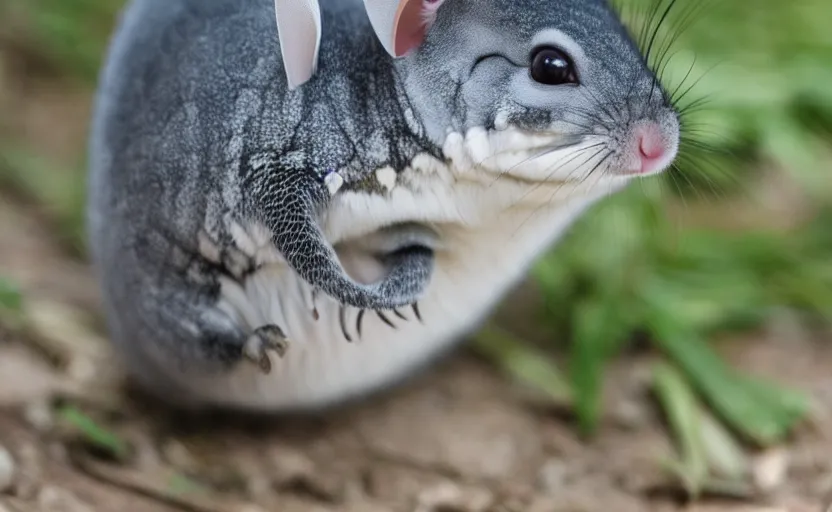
[176,156,626,410]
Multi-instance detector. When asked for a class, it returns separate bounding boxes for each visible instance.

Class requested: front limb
[245,153,435,312]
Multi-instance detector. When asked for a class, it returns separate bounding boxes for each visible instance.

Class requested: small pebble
[67,358,98,384]
[536,459,568,493]
[24,399,55,432]
[752,448,790,493]
[270,448,315,483]
[13,444,42,500]
[270,447,341,501]
[414,481,493,512]
[161,439,199,470]
[0,444,15,493]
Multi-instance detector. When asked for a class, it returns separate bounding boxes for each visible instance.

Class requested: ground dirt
[1,39,832,512]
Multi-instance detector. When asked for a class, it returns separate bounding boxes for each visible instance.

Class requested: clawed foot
[338,302,423,342]
[243,324,289,374]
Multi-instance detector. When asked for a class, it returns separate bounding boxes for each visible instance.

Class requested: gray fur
[87,0,676,391]
[400,0,676,167]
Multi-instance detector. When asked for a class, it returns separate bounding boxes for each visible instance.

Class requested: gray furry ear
[274,0,322,90]
[364,0,446,57]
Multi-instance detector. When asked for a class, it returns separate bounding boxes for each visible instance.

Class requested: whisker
[672,159,712,202]
[511,142,609,206]
[513,146,611,230]
[586,86,621,121]
[577,87,618,128]
[471,105,611,189]
[672,61,722,109]
[667,56,698,102]
[486,135,600,188]
[579,150,615,186]
[654,0,710,79]
[644,0,681,66]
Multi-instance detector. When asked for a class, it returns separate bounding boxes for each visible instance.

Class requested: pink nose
[635,124,668,174]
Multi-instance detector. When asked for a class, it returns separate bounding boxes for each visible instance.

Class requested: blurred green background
[0,0,830,499]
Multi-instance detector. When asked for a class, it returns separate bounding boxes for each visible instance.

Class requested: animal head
[277,0,681,185]
[391,0,681,184]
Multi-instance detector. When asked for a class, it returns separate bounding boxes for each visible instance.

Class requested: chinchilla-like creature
[87,0,681,410]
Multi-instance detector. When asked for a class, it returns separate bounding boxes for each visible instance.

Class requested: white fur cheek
[441,126,616,185]
[500,138,613,182]
[481,130,615,183]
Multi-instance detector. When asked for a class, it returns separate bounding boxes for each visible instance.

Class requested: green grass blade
[58,405,131,461]
[653,362,708,498]
[474,326,572,406]
[699,409,749,481]
[569,297,628,435]
[646,300,809,446]
[0,277,22,312]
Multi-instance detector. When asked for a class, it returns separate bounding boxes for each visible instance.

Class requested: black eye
[530,46,578,85]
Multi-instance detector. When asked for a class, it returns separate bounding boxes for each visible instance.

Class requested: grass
[0,0,831,499]
[0,147,88,256]
[1,0,121,82]
[0,277,22,312]
[58,404,132,461]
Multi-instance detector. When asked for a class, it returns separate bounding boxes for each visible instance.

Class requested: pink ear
[393,0,444,56]
[365,0,445,58]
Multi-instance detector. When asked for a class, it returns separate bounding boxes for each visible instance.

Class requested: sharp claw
[259,324,288,343]
[376,310,396,329]
[393,308,408,321]
[339,306,353,342]
[255,325,289,356]
[356,309,366,339]
[257,353,272,374]
[412,302,422,322]
[311,288,320,321]
[243,325,289,375]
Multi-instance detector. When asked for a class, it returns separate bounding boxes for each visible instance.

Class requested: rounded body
[88,0,678,410]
